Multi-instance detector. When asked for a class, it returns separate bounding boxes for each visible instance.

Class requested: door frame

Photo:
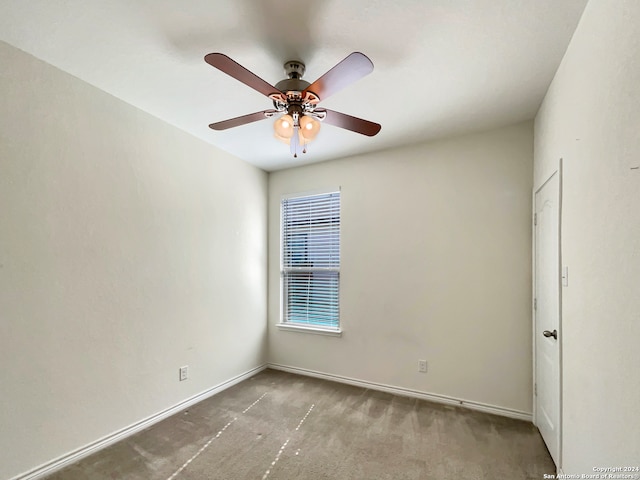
[532,158,563,469]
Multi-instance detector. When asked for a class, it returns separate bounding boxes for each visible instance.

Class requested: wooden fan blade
[209,110,277,130]
[303,52,374,101]
[205,53,280,98]
[319,109,381,137]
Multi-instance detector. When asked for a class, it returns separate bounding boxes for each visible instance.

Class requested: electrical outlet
[179,366,189,381]
[418,360,428,373]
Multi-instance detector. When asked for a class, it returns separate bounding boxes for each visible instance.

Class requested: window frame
[277,188,342,336]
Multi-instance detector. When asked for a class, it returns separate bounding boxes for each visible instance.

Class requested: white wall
[534,0,640,473]
[268,122,534,414]
[0,42,267,480]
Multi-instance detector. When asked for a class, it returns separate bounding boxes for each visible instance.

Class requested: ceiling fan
[204,52,381,157]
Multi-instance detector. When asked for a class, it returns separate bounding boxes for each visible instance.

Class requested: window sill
[275,323,343,337]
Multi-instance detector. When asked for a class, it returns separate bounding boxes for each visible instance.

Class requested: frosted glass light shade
[274,132,292,144]
[274,114,294,138]
[300,115,320,140]
[275,130,305,145]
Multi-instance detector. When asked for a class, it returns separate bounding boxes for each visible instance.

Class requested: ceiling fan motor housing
[275,61,312,98]
[274,77,311,94]
[273,61,320,119]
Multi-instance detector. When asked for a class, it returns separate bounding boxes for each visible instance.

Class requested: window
[280,189,341,334]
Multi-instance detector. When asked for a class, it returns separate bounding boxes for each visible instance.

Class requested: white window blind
[281,190,340,330]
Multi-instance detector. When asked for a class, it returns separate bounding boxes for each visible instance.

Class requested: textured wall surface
[534,0,640,472]
[268,122,534,414]
[0,42,267,480]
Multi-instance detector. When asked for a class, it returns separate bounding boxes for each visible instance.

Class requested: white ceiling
[0,0,588,171]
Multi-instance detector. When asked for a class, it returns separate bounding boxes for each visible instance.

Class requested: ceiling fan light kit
[205,52,381,158]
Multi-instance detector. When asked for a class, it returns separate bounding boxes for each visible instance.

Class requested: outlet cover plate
[418,360,427,373]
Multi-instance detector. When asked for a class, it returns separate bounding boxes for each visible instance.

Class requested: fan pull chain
[290,126,300,158]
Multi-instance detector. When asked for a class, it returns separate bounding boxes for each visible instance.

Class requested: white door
[534,171,561,466]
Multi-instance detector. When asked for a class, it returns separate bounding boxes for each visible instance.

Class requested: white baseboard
[11,364,267,480]
[13,362,532,479]
[268,363,533,422]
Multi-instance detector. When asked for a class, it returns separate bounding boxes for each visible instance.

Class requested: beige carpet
[46,369,555,479]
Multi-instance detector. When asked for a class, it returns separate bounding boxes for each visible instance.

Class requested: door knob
[543,329,558,340]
